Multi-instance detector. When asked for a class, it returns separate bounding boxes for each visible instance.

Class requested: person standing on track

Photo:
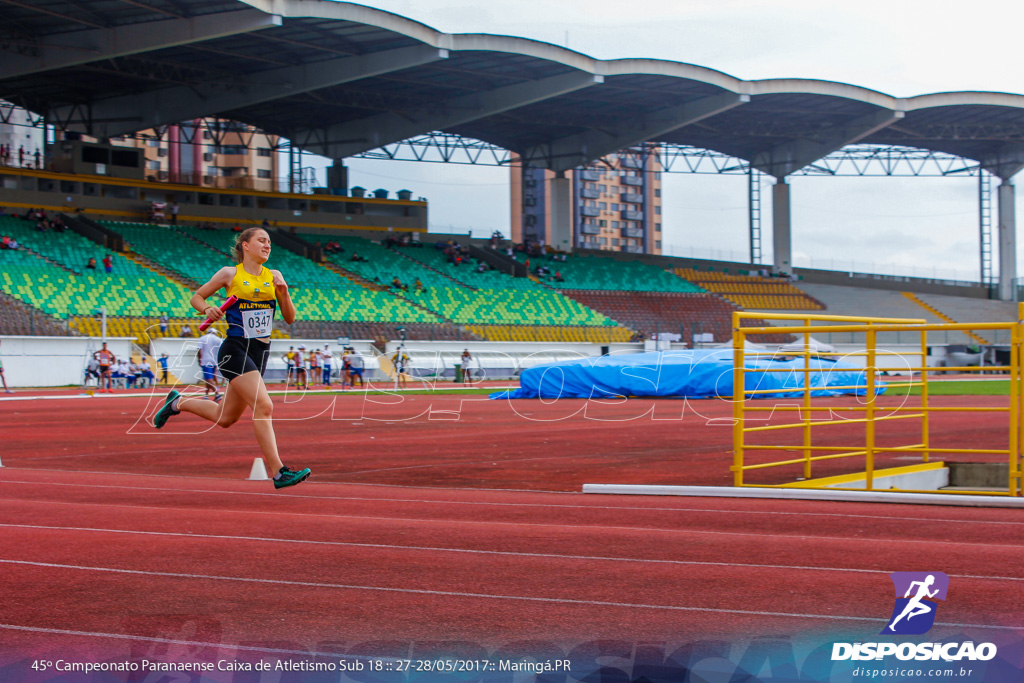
[0,339,11,394]
[308,346,320,388]
[295,345,308,391]
[392,349,410,389]
[321,344,333,388]
[151,227,311,490]
[283,346,296,386]
[348,347,365,388]
[460,348,473,384]
[158,353,170,385]
[95,342,115,393]
[197,327,223,400]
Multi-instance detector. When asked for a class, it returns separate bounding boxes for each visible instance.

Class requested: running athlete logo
[881,572,949,635]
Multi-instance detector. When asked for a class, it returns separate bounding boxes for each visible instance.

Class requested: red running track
[0,467,1022,662]
[0,391,1013,490]
[0,390,1021,672]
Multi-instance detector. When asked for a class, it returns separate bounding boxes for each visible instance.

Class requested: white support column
[998,180,1017,301]
[772,178,792,274]
[550,173,573,253]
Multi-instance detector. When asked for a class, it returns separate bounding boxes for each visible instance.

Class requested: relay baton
[199,296,237,332]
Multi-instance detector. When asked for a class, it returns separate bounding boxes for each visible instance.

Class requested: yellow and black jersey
[224,264,276,339]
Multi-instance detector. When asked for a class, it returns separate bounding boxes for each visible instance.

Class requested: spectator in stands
[0,339,11,394]
[391,277,408,291]
[414,278,425,292]
[2,235,11,250]
[34,149,40,169]
[554,270,564,283]
[18,146,24,167]
[158,354,169,385]
[181,325,194,338]
[170,202,179,224]
[103,254,113,273]
[476,262,487,273]
[86,257,96,270]
[350,252,367,262]
[261,219,271,229]
[7,237,18,250]
[232,224,242,233]
[159,313,168,335]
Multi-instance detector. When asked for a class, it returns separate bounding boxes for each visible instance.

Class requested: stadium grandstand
[0,0,1021,365]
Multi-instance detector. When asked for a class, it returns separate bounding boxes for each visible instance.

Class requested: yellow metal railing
[731,307,1023,496]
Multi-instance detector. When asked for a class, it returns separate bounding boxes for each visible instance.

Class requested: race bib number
[241,308,273,338]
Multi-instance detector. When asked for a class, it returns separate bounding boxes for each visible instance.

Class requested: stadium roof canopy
[4,0,1024,178]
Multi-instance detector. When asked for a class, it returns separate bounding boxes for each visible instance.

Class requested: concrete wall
[0,336,135,387]
[385,340,645,380]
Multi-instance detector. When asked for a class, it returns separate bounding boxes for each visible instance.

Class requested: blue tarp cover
[491,350,879,400]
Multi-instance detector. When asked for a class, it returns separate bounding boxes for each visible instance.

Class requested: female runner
[152,227,311,489]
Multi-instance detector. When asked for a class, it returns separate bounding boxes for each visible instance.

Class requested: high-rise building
[111,119,281,192]
[510,147,663,254]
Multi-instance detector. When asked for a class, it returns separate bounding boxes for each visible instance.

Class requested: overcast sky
[331,0,1024,281]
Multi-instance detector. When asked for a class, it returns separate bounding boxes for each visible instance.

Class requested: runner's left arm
[272,269,296,324]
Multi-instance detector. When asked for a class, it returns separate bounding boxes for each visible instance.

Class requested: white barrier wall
[385,340,646,380]
[0,336,943,388]
[0,336,135,387]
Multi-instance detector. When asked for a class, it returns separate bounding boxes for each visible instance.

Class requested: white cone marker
[247,457,268,481]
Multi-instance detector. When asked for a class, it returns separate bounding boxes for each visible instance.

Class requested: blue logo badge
[881,572,949,635]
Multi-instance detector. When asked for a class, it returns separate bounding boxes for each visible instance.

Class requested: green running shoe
[153,390,180,429]
[274,466,311,490]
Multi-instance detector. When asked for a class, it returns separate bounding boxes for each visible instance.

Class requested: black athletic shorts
[217,336,271,382]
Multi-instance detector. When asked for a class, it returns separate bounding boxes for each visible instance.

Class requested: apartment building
[111,119,281,192]
[510,147,663,254]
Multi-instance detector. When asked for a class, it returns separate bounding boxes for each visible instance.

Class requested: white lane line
[2,496,1021,550]
[1,558,1018,631]
[4,523,1021,583]
[2,478,1022,527]
[0,623,366,659]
